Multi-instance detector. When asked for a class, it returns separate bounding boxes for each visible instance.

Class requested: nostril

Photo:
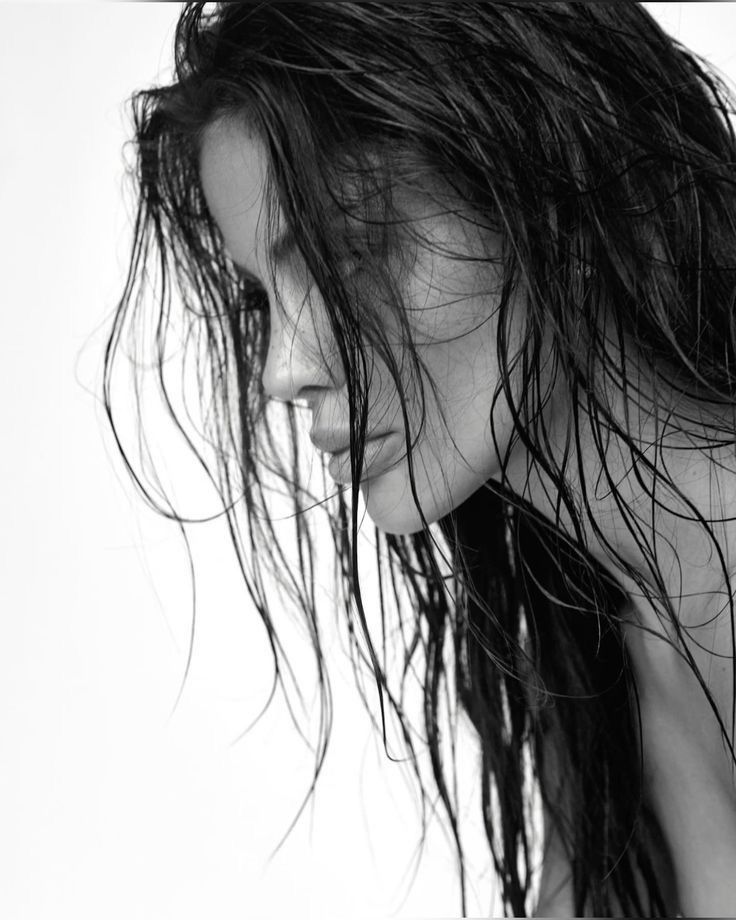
[261,336,337,403]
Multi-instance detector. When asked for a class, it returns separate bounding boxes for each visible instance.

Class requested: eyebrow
[269,224,298,266]
[231,224,299,284]
[231,210,375,283]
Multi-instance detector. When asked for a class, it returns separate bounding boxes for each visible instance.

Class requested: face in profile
[200,119,518,534]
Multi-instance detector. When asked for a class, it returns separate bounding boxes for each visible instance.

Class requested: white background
[1,4,734,919]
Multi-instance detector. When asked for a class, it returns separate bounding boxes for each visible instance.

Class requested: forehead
[199,119,271,274]
[199,118,495,280]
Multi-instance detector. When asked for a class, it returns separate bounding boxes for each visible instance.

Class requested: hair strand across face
[105,3,736,915]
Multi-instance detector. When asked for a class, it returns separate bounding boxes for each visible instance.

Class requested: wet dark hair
[104,2,736,915]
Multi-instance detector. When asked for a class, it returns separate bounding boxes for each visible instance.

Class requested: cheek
[360,335,507,534]
[357,246,514,532]
[420,321,500,449]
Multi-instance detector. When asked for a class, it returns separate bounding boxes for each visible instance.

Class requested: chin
[357,469,430,534]
[363,502,429,535]
[360,463,491,535]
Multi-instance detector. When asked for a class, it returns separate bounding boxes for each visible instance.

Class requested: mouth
[310,430,399,484]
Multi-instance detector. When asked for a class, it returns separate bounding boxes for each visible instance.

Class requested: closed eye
[340,244,378,280]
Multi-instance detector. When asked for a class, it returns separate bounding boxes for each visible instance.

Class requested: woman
[105,2,736,915]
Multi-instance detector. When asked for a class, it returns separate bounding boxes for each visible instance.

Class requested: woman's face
[200,120,515,534]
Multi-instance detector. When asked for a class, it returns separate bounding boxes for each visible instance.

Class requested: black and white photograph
[3,2,736,917]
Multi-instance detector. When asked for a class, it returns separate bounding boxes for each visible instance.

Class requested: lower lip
[326,433,396,484]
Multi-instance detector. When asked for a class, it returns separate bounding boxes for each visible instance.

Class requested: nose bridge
[261,287,341,402]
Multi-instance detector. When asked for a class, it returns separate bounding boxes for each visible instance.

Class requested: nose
[260,294,343,403]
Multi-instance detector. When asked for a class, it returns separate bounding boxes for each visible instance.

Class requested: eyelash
[237,279,269,314]
[228,243,372,312]
[340,246,374,278]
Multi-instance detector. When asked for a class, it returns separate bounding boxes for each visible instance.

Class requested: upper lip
[309,429,391,455]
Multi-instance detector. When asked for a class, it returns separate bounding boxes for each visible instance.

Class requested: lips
[309,429,389,455]
[309,429,398,484]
